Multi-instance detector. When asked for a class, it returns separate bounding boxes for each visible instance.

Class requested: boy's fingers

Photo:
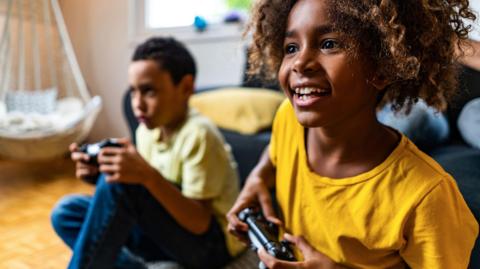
[72,151,89,162]
[115,137,130,146]
[100,147,123,156]
[97,153,118,165]
[69,143,79,152]
[99,164,120,174]
[105,173,120,182]
[76,167,97,178]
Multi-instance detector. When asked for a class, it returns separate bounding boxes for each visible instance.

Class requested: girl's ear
[370,75,390,91]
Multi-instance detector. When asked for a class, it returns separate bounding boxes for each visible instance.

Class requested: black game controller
[238,208,296,268]
[79,138,122,165]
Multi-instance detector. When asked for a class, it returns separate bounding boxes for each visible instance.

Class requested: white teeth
[294,87,328,94]
[299,95,311,101]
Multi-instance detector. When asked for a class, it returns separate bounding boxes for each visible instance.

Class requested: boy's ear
[179,74,195,96]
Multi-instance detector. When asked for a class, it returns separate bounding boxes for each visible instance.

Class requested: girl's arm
[226,145,281,237]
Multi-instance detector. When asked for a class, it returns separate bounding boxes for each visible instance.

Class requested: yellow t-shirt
[136,109,244,257]
[269,100,479,268]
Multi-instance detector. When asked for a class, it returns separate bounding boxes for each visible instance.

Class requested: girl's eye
[320,39,339,51]
[284,44,298,54]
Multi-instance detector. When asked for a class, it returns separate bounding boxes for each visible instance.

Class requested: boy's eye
[284,43,298,54]
[140,86,155,96]
[320,39,340,51]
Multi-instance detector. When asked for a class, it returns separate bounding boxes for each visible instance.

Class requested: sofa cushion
[190,87,285,135]
[430,145,480,268]
[458,97,480,149]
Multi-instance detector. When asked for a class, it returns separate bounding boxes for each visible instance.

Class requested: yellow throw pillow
[190,87,285,134]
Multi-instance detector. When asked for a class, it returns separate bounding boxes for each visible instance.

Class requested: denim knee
[94,173,127,197]
[51,195,90,236]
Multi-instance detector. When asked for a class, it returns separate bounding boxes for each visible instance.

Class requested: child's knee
[51,195,88,231]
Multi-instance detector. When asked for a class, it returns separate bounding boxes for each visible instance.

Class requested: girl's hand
[258,234,348,269]
[97,138,158,185]
[226,174,282,243]
[70,143,99,182]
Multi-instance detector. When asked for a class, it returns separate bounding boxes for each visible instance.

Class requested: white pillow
[458,97,480,149]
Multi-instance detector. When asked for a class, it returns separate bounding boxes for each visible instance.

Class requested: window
[130,0,252,43]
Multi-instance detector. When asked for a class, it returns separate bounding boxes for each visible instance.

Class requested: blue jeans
[51,174,231,269]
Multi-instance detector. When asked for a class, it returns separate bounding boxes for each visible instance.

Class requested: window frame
[129,0,245,44]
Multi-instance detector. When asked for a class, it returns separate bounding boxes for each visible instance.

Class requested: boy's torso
[135,109,244,256]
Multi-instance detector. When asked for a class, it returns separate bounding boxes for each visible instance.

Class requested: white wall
[59,0,246,141]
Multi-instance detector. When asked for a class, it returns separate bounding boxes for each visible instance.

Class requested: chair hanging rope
[0,0,102,160]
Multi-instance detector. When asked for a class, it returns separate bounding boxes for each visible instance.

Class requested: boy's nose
[293,49,321,75]
[131,95,146,112]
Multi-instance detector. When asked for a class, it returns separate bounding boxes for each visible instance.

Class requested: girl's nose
[293,48,320,75]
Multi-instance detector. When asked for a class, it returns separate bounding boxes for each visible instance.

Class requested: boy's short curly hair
[132,37,196,85]
[246,0,476,111]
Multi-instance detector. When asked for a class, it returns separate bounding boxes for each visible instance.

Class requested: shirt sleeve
[180,126,227,200]
[135,124,150,160]
[400,177,479,268]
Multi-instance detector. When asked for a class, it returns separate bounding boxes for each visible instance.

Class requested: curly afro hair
[246,0,476,112]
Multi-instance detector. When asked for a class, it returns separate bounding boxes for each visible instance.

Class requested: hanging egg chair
[0,0,102,160]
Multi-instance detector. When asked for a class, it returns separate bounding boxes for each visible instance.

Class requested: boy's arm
[98,139,214,235]
[142,168,214,235]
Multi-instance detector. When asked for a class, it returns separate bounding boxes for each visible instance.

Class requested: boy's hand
[97,138,157,185]
[257,233,348,269]
[70,143,99,182]
[226,175,282,243]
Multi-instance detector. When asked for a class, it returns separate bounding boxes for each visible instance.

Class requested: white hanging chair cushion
[0,101,6,118]
[0,96,85,136]
[5,88,58,114]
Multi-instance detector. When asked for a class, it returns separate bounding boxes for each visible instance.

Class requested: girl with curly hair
[227,0,479,268]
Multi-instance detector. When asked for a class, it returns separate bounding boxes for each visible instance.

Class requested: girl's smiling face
[278,0,381,129]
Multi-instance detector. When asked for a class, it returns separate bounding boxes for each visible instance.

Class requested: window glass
[145,0,252,29]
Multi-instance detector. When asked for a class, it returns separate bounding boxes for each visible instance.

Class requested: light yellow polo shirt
[269,100,478,268]
[136,109,244,257]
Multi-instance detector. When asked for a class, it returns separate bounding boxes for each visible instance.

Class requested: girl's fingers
[258,248,298,269]
[258,190,282,226]
[226,203,249,232]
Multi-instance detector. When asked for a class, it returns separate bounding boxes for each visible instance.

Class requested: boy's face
[128,60,192,130]
[278,0,379,128]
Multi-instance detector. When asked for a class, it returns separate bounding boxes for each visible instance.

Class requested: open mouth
[291,87,331,101]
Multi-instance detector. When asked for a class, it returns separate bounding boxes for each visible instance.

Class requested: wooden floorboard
[0,157,94,269]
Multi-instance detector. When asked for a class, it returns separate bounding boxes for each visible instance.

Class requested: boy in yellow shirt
[51,37,243,269]
[227,0,479,268]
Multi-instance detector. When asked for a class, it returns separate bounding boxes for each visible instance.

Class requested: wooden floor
[0,157,94,269]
